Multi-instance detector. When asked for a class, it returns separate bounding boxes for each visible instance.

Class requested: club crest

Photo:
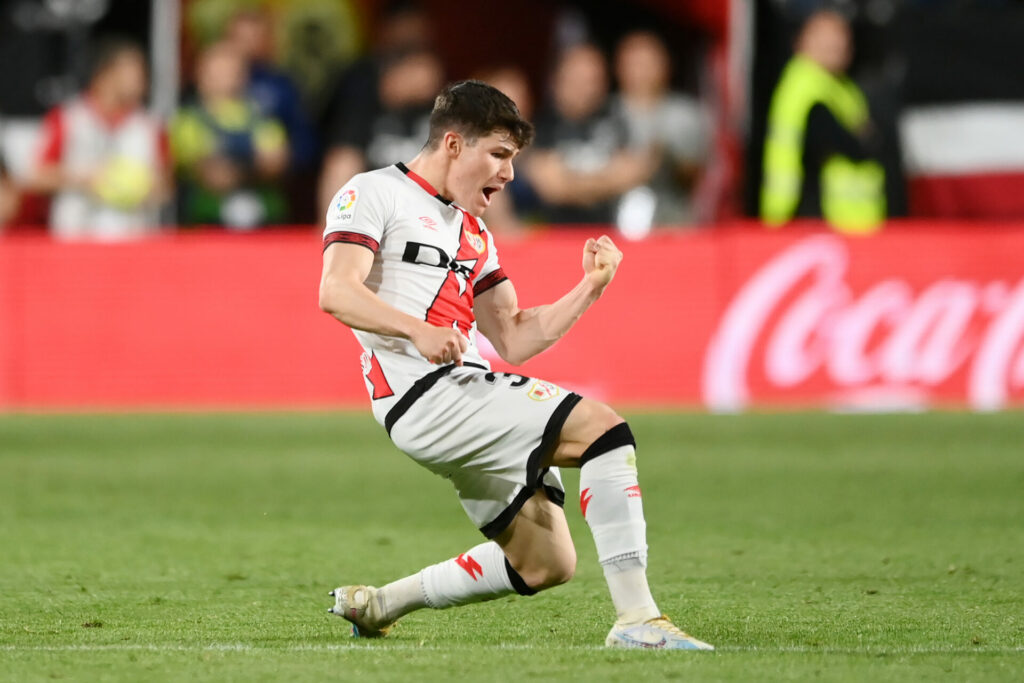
[465,230,485,254]
[528,380,560,401]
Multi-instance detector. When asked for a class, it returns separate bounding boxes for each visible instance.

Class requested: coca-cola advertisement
[1,226,1023,410]
[701,230,1024,412]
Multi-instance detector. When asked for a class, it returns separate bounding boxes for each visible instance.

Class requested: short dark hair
[425,80,534,150]
[88,37,145,83]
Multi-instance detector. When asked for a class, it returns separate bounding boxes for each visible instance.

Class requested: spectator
[318,46,443,214]
[760,10,886,233]
[0,157,17,228]
[224,6,320,222]
[317,1,435,214]
[224,7,317,172]
[0,113,18,228]
[527,43,655,226]
[476,65,537,234]
[612,30,710,228]
[27,39,169,241]
[171,41,289,229]
[479,66,534,122]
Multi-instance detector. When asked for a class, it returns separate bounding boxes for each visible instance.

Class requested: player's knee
[517,546,576,591]
[548,545,577,586]
[578,418,636,470]
[591,402,626,438]
[574,400,625,446]
[536,550,577,590]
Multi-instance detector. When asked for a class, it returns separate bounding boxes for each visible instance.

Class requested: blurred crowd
[0,2,912,240]
[0,2,717,241]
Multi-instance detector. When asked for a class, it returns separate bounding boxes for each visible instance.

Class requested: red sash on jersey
[424,209,488,335]
[398,163,492,336]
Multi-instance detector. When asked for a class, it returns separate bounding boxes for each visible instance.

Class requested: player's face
[449,131,519,217]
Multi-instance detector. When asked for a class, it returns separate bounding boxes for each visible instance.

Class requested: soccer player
[318,80,713,650]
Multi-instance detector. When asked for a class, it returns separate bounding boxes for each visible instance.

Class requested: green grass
[1,412,1022,681]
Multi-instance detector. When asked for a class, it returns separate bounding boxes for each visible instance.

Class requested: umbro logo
[419,216,439,231]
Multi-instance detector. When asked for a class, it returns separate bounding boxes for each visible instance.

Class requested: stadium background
[1,2,1023,680]
[2,0,1023,411]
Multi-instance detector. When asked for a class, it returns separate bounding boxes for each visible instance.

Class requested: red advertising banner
[701,225,1024,411]
[2,223,1023,411]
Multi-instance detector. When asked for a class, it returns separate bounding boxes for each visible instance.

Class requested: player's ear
[443,131,462,158]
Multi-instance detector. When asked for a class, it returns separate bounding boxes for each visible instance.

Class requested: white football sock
[379,541,528,619]
[377,573,426,621]
[603,558,659,625]
[579,424,660,624]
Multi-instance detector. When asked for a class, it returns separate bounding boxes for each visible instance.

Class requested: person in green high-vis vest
[760,10,885,233]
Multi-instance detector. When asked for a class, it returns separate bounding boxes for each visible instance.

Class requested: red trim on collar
[404,166,440,196]
[395,162,453,205]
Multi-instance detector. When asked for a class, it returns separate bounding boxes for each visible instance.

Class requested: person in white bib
[30,39,168,241]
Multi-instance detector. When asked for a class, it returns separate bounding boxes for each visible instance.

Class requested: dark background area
[8,0,1024,220]
[0,0,150,115]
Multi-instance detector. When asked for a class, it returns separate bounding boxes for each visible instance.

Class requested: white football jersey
[323,163,507,422]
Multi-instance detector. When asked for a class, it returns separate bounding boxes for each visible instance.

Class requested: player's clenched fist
[582,235,623,289]
[412,324,469,365]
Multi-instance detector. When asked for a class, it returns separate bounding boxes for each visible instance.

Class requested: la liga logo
[335,188,357,212]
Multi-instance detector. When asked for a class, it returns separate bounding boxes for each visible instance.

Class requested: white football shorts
[383,363,582,538]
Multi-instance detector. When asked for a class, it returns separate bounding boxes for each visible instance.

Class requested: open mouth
[482,186,500,204]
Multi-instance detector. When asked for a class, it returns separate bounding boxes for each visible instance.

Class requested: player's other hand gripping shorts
[384,364,581,539]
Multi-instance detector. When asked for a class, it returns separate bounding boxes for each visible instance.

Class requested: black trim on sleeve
[473,268,508,297]
[384,364,457,436]
[505,558,538,596]
[479,392,583,539]
[578,422,636,467]
[323,231,380,253]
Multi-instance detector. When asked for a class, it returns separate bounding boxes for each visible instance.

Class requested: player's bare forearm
[320,273,423,339]
[476,236,622,365]
[509,279,602,365]
[319,242,468,365]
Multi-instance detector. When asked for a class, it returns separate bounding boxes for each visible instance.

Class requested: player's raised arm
[319,243,468,365]
[474,235,622,366]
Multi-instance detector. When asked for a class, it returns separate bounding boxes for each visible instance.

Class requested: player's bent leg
[547,398,625,468]
[329,493,576,638]
[547,397,715,651]
[329,538,539,637]
[494,489,576,591]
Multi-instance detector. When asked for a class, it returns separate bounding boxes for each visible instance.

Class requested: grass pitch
[1,411,1022,681]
